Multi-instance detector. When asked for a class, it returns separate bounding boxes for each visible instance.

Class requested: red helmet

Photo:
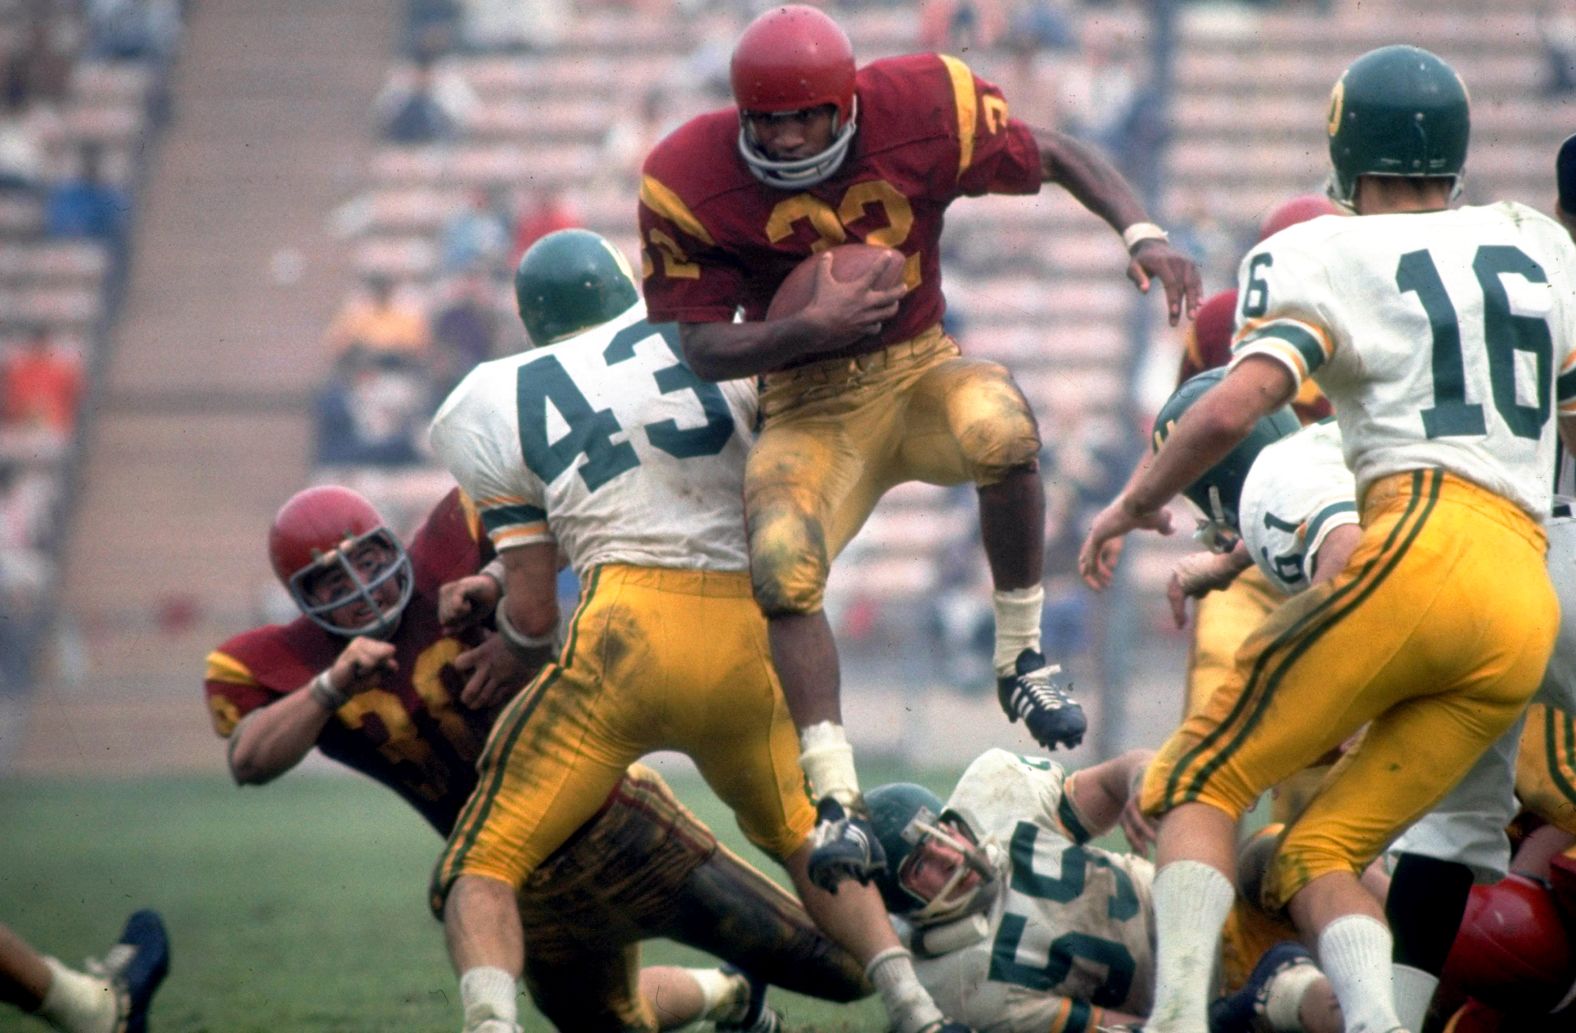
[730,5,858,188]
[1442,873,1576,1014]
[1256,193,1342,243]
[268,486,412,639]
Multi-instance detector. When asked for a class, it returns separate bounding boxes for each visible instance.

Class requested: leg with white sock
[1149,802,1239,1033]
[447,875,526,1033]
[1384,853,1472,1033]
[1290,873,1407,1033]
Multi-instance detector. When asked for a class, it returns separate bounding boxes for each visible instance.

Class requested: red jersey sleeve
[204,623,332,737]
[638,110,751,325]
[407,486,492,594]
[927,55,1043,198]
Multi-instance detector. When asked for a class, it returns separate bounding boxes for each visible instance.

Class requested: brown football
[766,243,906,320]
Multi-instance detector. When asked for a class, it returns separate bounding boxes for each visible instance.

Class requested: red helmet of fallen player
[730,4,858,189]
[1441,872,1576,1015]
[268,485,413,639]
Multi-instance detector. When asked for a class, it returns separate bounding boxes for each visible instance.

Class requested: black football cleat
[807,795,887,893]
[1207,939,1315,1033]
[998,649,1086,751]
[717,966,783,1033]
[86,909,170,1033]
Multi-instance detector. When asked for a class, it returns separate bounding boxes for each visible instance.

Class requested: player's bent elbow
[678,324,731,381]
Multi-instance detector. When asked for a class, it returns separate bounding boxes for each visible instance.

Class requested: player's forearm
[679,318,834,380]
[227,689,333,785]
[1034,127,1151,238]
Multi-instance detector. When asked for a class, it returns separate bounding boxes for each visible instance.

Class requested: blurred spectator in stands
[323,273,433,365]
[1540,0,1576,96]
[0,84,60,193]
[374,50,474,145]
[679,7,745,103]
[1006,0,1078,52]
[0,520,49,694]
[438,185,510,276]
[1,325,83,448]
[431,269,500,391]
[598,84,675,194]
[405,0,463,57]
[85,0,182,62]
[1168,190,1247,294]
[44,141,129,243]
[919,0,1006,52]
[312,350,426,469]
[460,0,566,52]
[1056,26,1142,170]
[510,186,581,264]
[5,12,80,110]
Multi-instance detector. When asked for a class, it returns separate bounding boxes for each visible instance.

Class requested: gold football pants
[433,566,816,909]
[515,764,866,1033]
[1517,703,1576,836]
[1144,470,1557,909]
[1187,564,1329,825]
[746,325,1040,614]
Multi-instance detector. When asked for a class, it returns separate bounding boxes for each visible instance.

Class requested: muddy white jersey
[429,301,757,574]
[910,750,1156,1030]
[1230,202,1576,518]
[1238,420,1359,595]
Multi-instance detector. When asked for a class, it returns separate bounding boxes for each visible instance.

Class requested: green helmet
[866,782,995,926]
[1152,369,1301,535]
[1326,45,1469,206]
[514,229,639,347]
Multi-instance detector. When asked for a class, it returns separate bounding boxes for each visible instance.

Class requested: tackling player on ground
[637,4,1202,900]
[204,475,865,1032]
[1079,45,1576,1033]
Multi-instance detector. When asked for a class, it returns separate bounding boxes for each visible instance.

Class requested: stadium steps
[18,0,398,774]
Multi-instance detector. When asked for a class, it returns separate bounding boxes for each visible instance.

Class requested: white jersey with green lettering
[1231,201,1576,518]
[910,749,1155,1031]
[1237,420,1359,596]
[429,301,757,573]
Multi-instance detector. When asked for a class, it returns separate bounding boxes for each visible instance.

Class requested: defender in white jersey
[1078,46,1576,1033]
[864,751,1347,1033]
[429,230,964,1033]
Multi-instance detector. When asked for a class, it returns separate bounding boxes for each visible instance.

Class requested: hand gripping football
[766,242,905,320]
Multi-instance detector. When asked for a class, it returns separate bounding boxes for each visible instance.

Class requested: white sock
[992,586,1044,674]
[1149,861,1235,1033]
[1390,963,1437,1033]
[799,721,860,806]
[1263,962,1325,1032]
[38,957,117,1033]
[459,966,520,1033]
[689,967,746,1022]
[866,946,943,1033]
[1318,915,1405,1033]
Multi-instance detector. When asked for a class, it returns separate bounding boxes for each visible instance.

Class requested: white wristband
[308,669,348,711]
[495,602,557,656]
[1122,221,1169,251]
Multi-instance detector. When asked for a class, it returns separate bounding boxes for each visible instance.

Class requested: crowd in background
[0,0,181,694]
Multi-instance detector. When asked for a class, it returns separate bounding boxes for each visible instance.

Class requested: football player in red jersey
[203,485,867,1032]
[637,2,1201,919]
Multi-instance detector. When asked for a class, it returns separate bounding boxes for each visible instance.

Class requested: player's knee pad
[748,506,829,616]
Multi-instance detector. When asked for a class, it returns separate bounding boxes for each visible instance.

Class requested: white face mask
[736,98,859,190]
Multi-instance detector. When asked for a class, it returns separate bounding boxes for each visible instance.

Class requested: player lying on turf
[203,482,866,1032]
[864,748,1346,1033]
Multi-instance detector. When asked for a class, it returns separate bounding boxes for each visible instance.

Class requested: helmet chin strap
[1192,485,1240,555]
[737,98,858,189]
[901,811,1000,927]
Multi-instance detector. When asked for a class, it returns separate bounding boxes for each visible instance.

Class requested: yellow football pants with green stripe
[432,565,816,911]
[1518,703,1576,836]
[1144,470,1558,910]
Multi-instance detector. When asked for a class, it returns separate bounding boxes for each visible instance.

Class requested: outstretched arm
[1034,127,1202,324]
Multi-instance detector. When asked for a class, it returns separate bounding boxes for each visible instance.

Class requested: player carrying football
[636,3,1201,914]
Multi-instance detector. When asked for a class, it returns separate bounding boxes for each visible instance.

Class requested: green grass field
[0,762,972,1033]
